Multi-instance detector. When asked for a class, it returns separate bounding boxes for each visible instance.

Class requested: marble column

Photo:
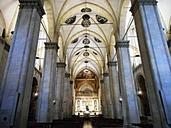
[37,43,58,122]
[130,0,171,127]
[100,79,107,118]
[0,1,44,128]
[63,73,72,118]
[115,41,140,126]
[55,62,66,119]
[103,72,114,118]
[108,61,122,119]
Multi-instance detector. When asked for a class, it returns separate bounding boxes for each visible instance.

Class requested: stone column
[55,62,66,119]
[115,40,140,126]
[63,73,72,118]
[100,79,107,118]
[0,1,44,128]
[130,0,171,127]
[108,61,122,119]
[103,72,114,119]
[37,43,58,122]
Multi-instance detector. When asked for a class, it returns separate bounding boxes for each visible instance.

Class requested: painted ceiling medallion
[84,60,89,63]
[75,52,80,56]
[83,38,90,44]
[83,51,89,56]
[96,15,108,24]
[81,7,92,12]
[81,14,91,27]
[94,37,102,43]
[93,51,98,55]
[71,38,79,44]
[65,16,76,24]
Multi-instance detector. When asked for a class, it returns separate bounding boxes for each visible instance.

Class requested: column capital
[19,0,45,17]
[115,40,129,49]
[56,62,66,68]
[108,61,117,67]
[44,42,59,50]
[130,0,157,15]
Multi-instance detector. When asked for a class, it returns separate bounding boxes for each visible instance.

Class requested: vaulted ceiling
[0,0,170,78]
[47,0,127,78]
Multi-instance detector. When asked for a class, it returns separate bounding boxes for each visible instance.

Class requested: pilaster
[115,40,140,126]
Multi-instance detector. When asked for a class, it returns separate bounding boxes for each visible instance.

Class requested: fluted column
[63,73,72,118]
[108,61,122,119]
[0,1,44,128]
[116,40,140,126]
[55,62,66,119]
[130,0,171,127]
[103,73,114,118]
[37,43,58,122]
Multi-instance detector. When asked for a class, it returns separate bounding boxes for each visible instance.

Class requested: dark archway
[137,75,151,116]
[28,77,39,121]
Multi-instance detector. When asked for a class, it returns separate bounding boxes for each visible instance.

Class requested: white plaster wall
[158,0,171,30]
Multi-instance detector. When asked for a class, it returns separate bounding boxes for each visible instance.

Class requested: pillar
[100,79,107,117]
[115,40,140,126]
[103,72,114,118]
[37,43,58,122]
[130,0,171,127]
[63,73,72,118]
[0,1,44,128]
[55,62,66,119]
[108,61,122,119]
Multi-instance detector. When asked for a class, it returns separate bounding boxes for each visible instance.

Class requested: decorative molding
[115,40,129,49]
[108,61,117,66]
[130,0,157,15]
[19,0,45,17]
[44,42,59,50]
[56,62,66,68]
